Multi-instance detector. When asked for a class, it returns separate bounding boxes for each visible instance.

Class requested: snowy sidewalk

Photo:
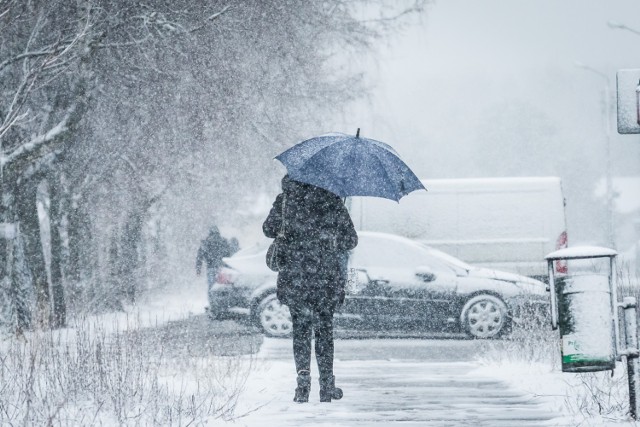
[228,338,564,427]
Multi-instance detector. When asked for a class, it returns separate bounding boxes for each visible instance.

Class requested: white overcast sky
[345,0,640,178]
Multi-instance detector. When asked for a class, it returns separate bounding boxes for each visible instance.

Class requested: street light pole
[576,62,616,249]
[608,21,640,37]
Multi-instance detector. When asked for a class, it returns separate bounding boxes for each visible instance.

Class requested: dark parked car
[207,232,548,339]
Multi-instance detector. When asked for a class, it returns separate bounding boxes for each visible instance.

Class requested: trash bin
[556,273,616,372]
[546,246,620,373]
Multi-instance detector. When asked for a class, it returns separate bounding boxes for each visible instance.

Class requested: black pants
[289,301,336,379]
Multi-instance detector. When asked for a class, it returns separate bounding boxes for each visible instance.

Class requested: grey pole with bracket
[621,297,640,419]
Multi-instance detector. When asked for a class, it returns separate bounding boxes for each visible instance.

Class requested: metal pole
[622,297,640,419]
[603,82,616,249]
[611,256,623,358]
[548,260,558,330]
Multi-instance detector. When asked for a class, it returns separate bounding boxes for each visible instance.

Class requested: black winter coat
[262,177,358,307]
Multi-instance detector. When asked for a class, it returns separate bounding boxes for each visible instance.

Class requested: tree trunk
[66,192,103,312]
[1,167,34,331]
[119,210,144,304]
[49,174,66,327]
[106,228,124,311]
[67,198,93,283]
[10,229,35,332]
[16,179,50,328]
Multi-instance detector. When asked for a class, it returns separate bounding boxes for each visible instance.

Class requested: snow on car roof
[358,230,425,247]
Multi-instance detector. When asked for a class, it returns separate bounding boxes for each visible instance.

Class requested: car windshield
[352,235,460,277]
[419,244,474,273]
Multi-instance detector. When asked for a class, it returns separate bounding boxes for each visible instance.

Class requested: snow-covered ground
[218,335,639,427]
[223,338,560,426]
[3,280,640,426]
[476,360,637,427]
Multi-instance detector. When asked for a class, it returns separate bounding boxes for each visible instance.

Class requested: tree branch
[18,149,62,183]
[0,46,75,75]
[2,104,76,168]
[189,5,231,33]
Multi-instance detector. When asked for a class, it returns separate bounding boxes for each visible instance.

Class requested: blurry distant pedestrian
[196,226,232,288]
[229,237,240,255]
[263,175,358,403]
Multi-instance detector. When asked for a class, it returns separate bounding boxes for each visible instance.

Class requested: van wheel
[256,293,292,337]
[460,295,508,339]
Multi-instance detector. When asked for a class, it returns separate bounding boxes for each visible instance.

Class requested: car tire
[255,293,292,338]
[460,294,509,339]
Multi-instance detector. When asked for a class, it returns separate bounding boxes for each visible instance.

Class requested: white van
[348,177,567,279]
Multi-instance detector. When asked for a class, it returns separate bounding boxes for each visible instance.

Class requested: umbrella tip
[356,128,360,138]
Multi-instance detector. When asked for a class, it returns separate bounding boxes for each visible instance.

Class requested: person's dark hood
[281,174,307,194]
[281,174,333,199]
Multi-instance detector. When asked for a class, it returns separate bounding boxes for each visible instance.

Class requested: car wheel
[256,293,292,337]
[460,294,509,339]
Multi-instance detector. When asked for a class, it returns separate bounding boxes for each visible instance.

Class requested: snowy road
[229,337,564,427]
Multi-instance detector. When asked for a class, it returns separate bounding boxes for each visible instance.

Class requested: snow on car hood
[468,267,547,295]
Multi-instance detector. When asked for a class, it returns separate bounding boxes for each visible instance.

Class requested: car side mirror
[416,266,437,282]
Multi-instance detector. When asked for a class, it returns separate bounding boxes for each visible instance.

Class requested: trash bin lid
[545,246,618,261]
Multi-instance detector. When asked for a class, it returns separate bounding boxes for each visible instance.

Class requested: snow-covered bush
[563,369,628,420]
[0,318,255,425]
[479,315,560,366]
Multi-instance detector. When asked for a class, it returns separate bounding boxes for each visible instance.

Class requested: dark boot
[319,375,343,403]
[293,371,311,403]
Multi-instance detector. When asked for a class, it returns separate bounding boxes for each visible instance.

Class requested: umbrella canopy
[275,130,426,201]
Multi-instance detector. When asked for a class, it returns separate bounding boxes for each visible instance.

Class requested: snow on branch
[17,149,62,183]
[189,5,231,33]
[0,49,61,74]
[1,105,76,169]
[96,35,151,49]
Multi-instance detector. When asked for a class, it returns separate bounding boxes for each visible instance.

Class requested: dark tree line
[0,0,425,332]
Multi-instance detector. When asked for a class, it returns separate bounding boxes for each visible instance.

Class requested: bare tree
[0,0,427,329]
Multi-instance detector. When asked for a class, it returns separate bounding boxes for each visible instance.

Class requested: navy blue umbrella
[275,130,426,201]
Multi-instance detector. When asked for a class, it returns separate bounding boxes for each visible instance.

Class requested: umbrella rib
[276,134,349,170]
[369,145,423,196]
[297,141,405,200]
[368,149,400,201]
[288,136,348,173]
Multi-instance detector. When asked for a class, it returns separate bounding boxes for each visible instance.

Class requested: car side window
[351,237,455,275]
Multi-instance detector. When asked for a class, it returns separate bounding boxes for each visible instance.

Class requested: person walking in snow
[263,175,358,403]
[228,237,240,255]
[196,226,232,288]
